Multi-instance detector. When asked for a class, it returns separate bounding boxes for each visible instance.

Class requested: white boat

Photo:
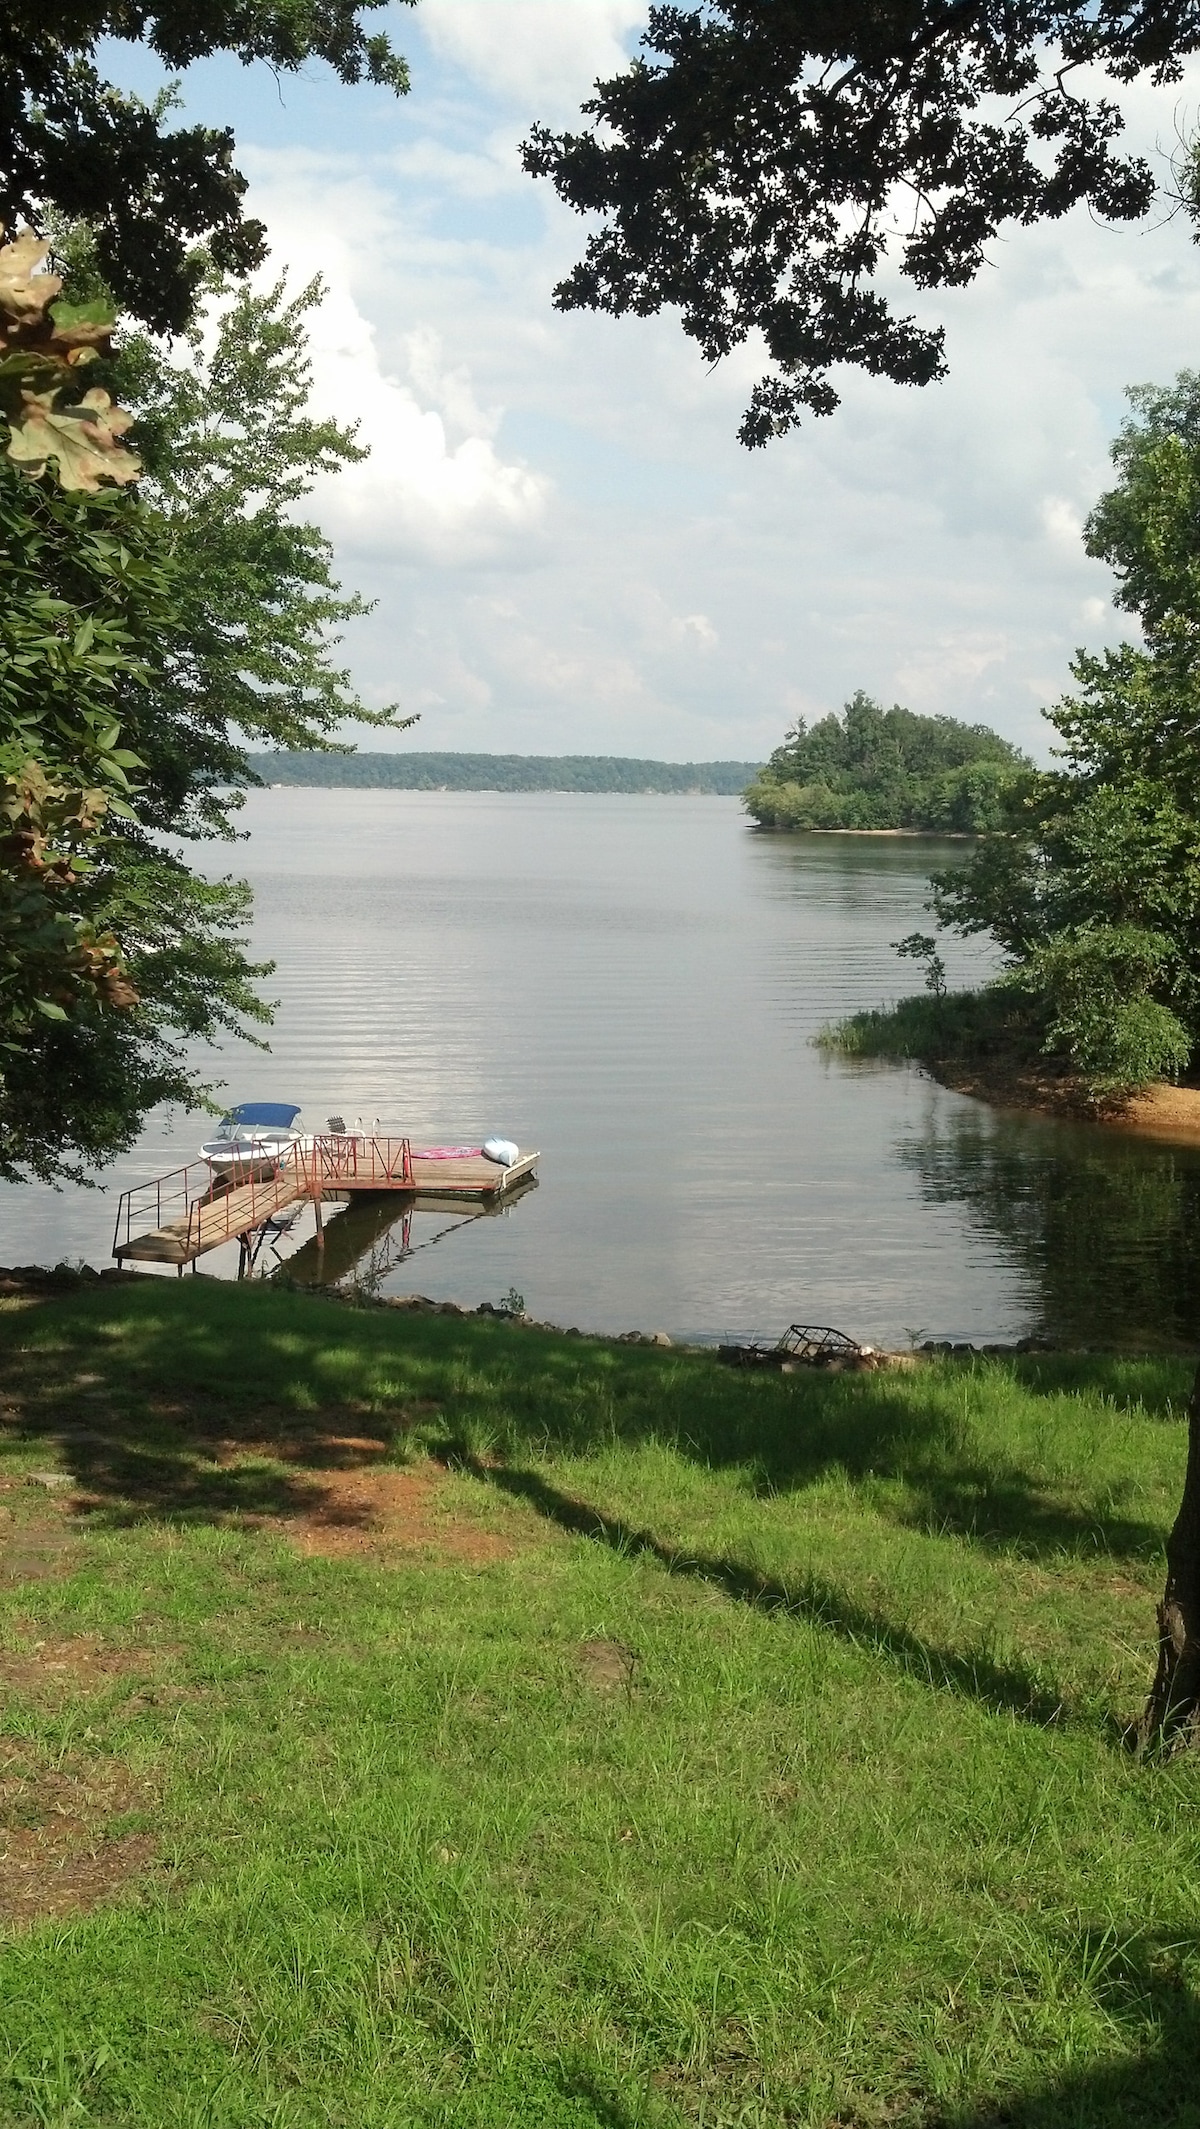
[199,1102,311,1175]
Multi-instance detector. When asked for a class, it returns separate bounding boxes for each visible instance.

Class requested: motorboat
[199,1101,311,1176]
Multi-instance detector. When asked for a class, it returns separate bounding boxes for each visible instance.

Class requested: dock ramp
[112,1136,539,1271]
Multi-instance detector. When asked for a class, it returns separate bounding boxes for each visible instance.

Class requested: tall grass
[815,986,1031,1066]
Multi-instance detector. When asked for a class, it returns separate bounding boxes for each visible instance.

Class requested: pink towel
[413,1145,482,1160]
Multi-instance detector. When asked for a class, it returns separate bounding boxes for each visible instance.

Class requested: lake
[5,789,1200,1350]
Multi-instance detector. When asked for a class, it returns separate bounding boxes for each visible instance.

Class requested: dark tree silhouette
[0,1,412,331]
[524,2,1198,443]
[1141,1362,1200,1750]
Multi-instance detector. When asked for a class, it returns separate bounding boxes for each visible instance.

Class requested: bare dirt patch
[1116,1082,1200,1145]
[0,1499,82,1584]
[0,1751,156,1931]
[255,1460,513,1565]
[214,1430,391,1469]
[0,1634,152,1704]
[577,1638,637,1692]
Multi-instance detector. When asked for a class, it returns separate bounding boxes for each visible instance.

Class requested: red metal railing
[296,1134,413,1190]
[112,1148,309,1261]
[112,1159,199,1258]
[113,1134,415,1262]
[180,1156,311,1260]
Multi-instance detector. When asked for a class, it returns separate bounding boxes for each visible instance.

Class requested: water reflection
[285,1177,539,1293]
[896,1105,1200,1349]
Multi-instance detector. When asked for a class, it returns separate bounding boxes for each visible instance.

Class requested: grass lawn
[1,1277,1199,2126]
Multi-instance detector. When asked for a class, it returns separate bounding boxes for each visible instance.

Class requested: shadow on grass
[703,1373,1169,1564]
[0,1400,398,1531]
[942,1931,1200,2128]
[471,1459,1076,1730]
[0,1281,1183,1564]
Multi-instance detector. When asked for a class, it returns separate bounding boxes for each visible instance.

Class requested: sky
[104,2,1200,765]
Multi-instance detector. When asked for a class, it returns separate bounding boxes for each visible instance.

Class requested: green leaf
[48,296,116,334]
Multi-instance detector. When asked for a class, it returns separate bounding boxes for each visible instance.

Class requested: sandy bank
[929,1055,1200,1147]
[1111,1082,1200,1145]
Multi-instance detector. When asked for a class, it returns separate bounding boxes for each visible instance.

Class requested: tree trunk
[1139,1359,1200,1751]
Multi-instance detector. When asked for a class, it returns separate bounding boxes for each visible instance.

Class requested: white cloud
[241,153,551,567]
[672,613,719,649]
[418,0,649,119]
[305,288,550,568]
[387,134,524,201]
[1041,496,1087,548]
[223,53,1200,761]
[892,635,1009,706]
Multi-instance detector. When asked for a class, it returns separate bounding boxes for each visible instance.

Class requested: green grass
[815,987,1033,1068]
[1,1278,1199,2126]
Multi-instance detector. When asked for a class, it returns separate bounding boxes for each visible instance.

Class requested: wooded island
[744,691,1030,832]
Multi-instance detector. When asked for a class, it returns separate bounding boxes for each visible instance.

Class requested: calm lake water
[5,789,1200,1349]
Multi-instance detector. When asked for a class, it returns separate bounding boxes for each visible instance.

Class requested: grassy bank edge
[814,988,1200,1138]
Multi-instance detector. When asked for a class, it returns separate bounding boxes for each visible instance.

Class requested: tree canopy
[744,692,1028,830]
[0,243,411,1183]
[1,0,412,333]
[523,1,1199,444]
[103,252,404,839]
[932,370,1200,1096]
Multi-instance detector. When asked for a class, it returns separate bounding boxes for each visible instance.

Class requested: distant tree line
[249,753,763,796]
[744,693,1029,832]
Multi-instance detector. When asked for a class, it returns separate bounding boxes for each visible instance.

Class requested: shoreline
[923,1054,1200,1146]
[751,824,974,838]
[0,1261,1186,1358]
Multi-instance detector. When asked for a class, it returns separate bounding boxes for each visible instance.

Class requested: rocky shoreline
[0,1261,1146,1368]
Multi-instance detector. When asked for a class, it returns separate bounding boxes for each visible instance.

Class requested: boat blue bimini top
[225,1102,302,1129]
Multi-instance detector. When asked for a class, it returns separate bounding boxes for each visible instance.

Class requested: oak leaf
[7,386,140,491]
[0,230,60,326]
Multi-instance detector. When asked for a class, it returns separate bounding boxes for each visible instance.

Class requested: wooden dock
[112,1136,540,1269]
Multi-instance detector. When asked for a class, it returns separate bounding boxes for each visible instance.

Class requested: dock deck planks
[406,1149,539,1197]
